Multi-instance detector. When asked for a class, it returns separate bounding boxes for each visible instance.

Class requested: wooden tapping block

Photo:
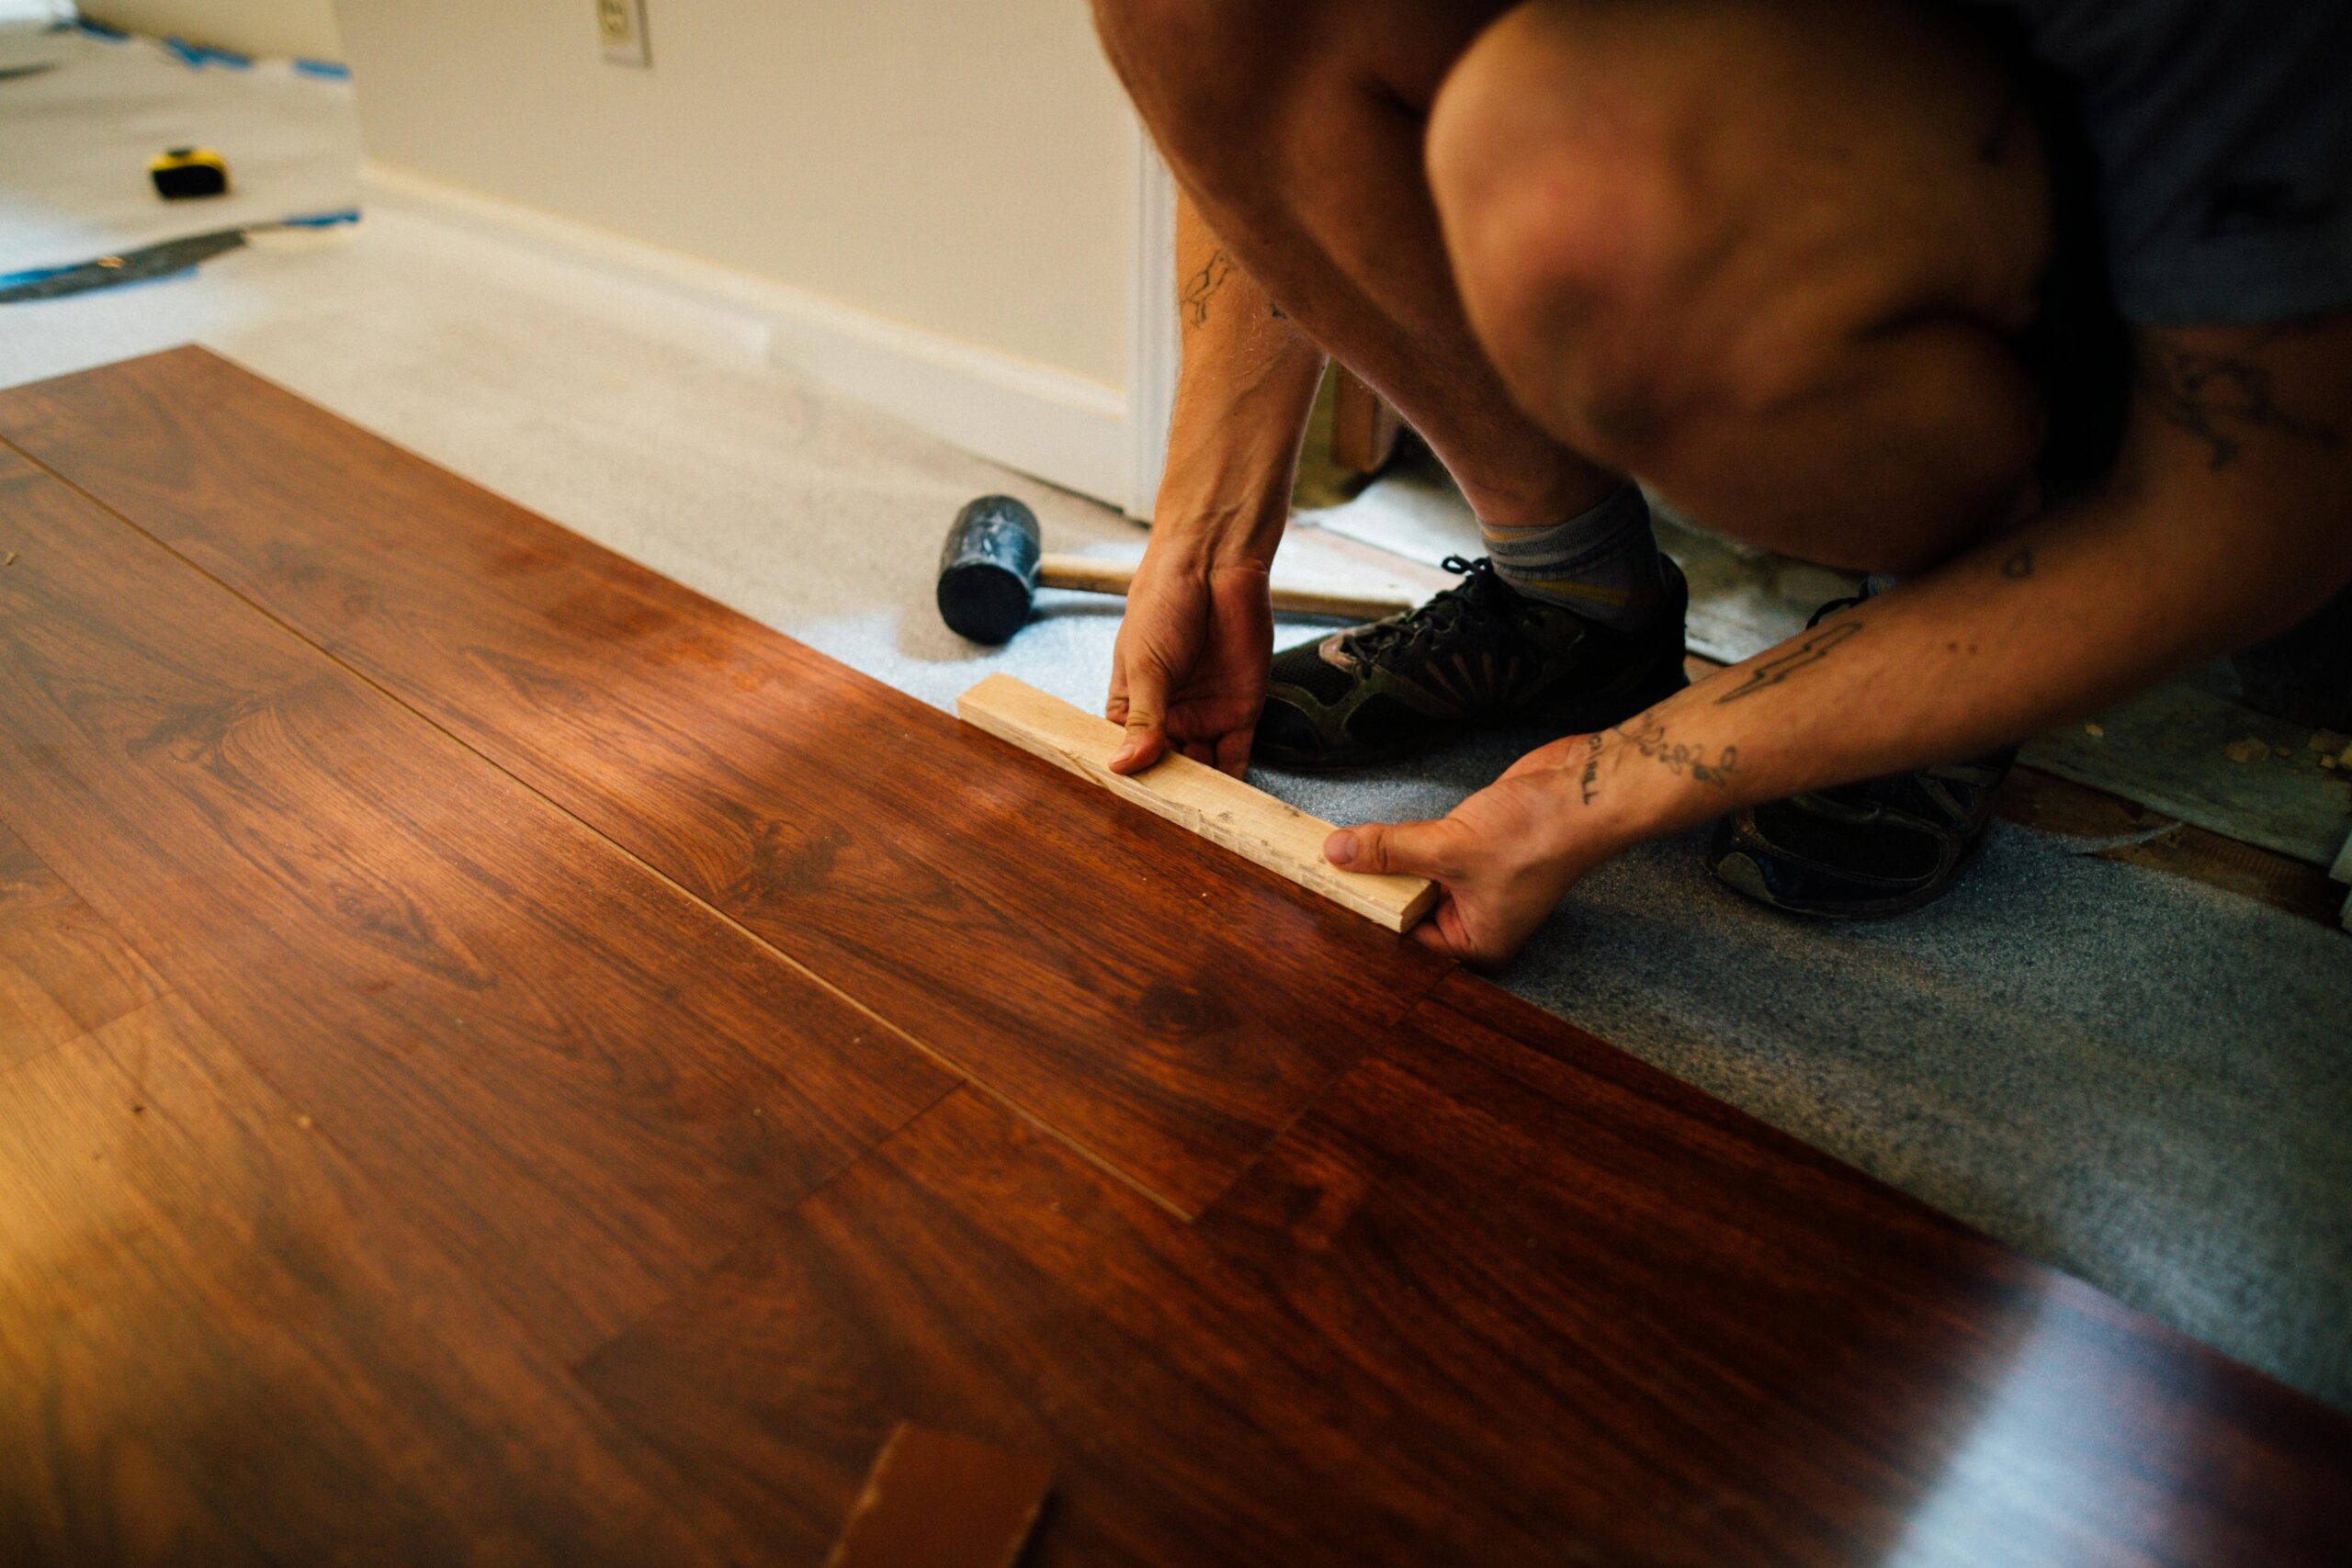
[825,1425,1054,1568]
[956,673,1437,932]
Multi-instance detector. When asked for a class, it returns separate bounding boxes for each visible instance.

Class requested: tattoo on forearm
[2139,324,2341,469]
[1577,731,1603,805]
[1712,619,1862,705]
[1617,718,1738,786]
[2000,546,2034,580]
[1181,249,1235,327]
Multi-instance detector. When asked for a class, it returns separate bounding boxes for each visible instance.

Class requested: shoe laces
[1805,594,1865,630]
[1339,555,1508,666]
[1805,575,1881,629]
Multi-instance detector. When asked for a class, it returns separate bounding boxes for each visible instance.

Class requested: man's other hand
[1106,549,1274,778]
[1324,732,1633,968]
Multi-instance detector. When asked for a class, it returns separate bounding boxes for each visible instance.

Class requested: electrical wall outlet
[597,0,650,67]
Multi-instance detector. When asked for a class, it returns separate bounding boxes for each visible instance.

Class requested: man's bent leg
[1420,0,2060,916]
[1094,0,1692,771]
[1091,0,1621,533]
[1427,0,2054,576]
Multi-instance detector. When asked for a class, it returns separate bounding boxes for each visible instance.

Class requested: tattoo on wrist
[1712,619,1861,705]
[1617,717,1738,786]
[1182,249,1236,327]
[2139,323,2341,469]
[1578,731,1604,805]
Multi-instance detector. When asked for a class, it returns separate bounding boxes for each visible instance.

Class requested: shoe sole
[1705,803,2001,921]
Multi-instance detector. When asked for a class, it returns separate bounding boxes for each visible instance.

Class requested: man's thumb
[1108,674,1168,774]
[1325,818,1451,878]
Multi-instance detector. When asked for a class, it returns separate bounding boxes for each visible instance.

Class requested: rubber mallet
[935,494,1423,645]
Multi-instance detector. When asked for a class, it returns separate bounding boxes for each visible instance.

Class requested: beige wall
[333,0,1136,390]
[88,1,344,61]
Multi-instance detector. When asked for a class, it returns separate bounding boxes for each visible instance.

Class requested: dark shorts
[1962,1,2352,328]
[1949,3,2351,494]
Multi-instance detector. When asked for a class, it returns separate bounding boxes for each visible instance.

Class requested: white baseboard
[360,160,1135,510]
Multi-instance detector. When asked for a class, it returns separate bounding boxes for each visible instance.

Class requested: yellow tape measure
[150,146,229,199]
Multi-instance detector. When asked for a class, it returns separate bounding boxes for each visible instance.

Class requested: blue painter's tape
[0,211,356,299]
[291,58,351,81]
[0,259,78,290]
[162,36,254,70]
[274,209,364,229]
[0,260,198,293]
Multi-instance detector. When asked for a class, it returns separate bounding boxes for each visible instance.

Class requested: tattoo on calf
[1181,249,1236,327]
[2140,324,2342,469]
[1618,717,1738,787]
[1712,619,1862,705]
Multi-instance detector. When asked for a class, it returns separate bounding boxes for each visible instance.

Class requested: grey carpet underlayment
[4,28,2347,1412]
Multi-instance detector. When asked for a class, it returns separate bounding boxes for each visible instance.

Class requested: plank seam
[0,429,1202,1223]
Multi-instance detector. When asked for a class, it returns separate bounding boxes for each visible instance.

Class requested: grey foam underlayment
[3,169,2347,1409]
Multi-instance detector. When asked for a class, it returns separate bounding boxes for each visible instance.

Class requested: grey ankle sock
[1480,483,1666,630]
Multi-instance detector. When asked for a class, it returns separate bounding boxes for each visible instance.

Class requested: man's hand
[1329,315,2352,972]
[1324,733,1634,967]
[1106,548,1274,777]
[1107,189,1325,777]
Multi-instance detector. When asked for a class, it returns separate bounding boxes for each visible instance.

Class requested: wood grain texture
[0,445,950,1358]
[826,1425,1053,1568]
[0,821,164,1069]
[2020,679,2352,866]
[580,986,2352,1568]
[957,674,1436,931]
[1998,765,2346,925]
[7,351,2345,1566]
[0,347,1450,1217]
[0,994,766,1568]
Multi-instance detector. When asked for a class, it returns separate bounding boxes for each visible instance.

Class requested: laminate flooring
[1,350,2344,1565]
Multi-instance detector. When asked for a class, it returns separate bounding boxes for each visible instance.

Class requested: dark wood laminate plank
[0,821,165,1069]
[0,446,950,1359]
[1368,976,2352,1559]
[0,347,1450,1216]
[0,995,767,1567]
[825,1425,1054,1568]
[580,1005,2352,1568]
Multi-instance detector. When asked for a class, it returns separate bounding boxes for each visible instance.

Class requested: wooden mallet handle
[1035,554,1420,622]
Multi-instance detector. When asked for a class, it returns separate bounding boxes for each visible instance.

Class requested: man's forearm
[1154,191,1328,566]
[1571,318,2352,855]
[1574,490,2245,847]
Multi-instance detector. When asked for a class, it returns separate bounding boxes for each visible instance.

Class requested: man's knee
[1427,1,2048,473]
[1426,7,1747,466]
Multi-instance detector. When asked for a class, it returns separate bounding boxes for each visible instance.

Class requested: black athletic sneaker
[1705,595,2016,919]
[1254,554,1690,771]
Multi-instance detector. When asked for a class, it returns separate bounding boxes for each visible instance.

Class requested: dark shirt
[1971,0,2351,323]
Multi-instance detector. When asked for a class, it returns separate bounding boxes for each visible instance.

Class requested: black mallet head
[936,494,1043,644]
